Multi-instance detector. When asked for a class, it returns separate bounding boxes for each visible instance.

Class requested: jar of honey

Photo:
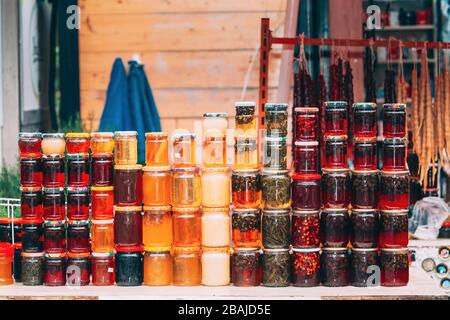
[203,113,228,136]
[91,186,114,219]
[91,252,115,286]
[172,133,196,168]
[91,219,115,253]
[114,206,143,247]
[202,247,230,286]
[114,131,138,165]
[41,133,66,156]
[172,168,201,208]
[173,246,202,286]
[114,165,143,207]
[65,133,90,154]
[143,247,173,286]
[143,206,172,248]
[201,207,230,247]
[145,132,169,166]
[201,167,230,208]
[143,166,171,207]
[90,132,114,156]
[203,134,227,167]
[172,207,201,247]
[19,133,42,158]
[0,243,14,286]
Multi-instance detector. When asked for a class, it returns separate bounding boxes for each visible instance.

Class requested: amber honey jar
[90,132,114,156]
[143,206,172,248]
[145,132,169,166]
[143,247,173,286]
[114,131,138,165]
[143,166,171,207]
[172,207,201,247]
[172,246,202,286]
[172,133,196,168]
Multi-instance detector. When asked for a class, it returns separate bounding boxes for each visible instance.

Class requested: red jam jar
[353,137,377,170]
[379,210,409,248]
[231,248,261,287]
[91,155,114,186]
[67,220,90,254]
[20,157,43,187]
[67,187,90,221]
[350,209,379,249]
[321,169,351,209]
[65,133,90,154]
[91,252,115,286]
[350,248,380,287]
[321,247,349,287]
[292,174,321,210]
[320,208,350,248]
[42,156,65,188]
[294,107,319,141]
[91,186,114,219]
[114,206,143,247]
[352,103,377,137]
[66,252,91,286]
[19,133,42,158]
[324,135,348,169]
[383,138,407,171]
[114,165,143,207]
[383,104,406,138]
[67,154,90,187]
[380,171,410,210]
[292,248,321,287]
[44,220,66,254]
[44,253,66,287]
[381,248,409,287]
[292,210,320,248]
[294,141,319,174]
[41,133,66,157]
[43,188,65,221]
[351,170,379,209]
[21,187,43,221]
[324,101,348,136]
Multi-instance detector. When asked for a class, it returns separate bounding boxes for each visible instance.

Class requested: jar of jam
[262,249,290,287]
[42,156,65,188]
[352,102,377,137]
[115,246,143,286]
[292,210,320,248]
[381,248,409,286]
[321,247,350,287]
[91,252,115,286]
[22,220,43,253]
[231,248,261,287]
[351,209,379,248]
[350,248,380,287]
[41,133,66,156]
[20,157,43,187]
[292,174,321,210]
[43,187,65,221]
[232,208,261,248]
[143,248,173,286]
[143,166,171,207]
[0,243,14,286]
[143,206,173,248]
[91,186,114,219]
[294,141,319,174]
[382,138,407,171]
[90,132,114,156]
[265,103,288,137]
[67,154,90,187]
[383,104,406,138]
[21,252,44,286]
[203,113,228,136]
[263,136,287,170]
[234,136,258,170]
[13,243,22,282]
[0,217,21,243]
[231,169,261,209]
[66,252,90,286]
[173,207,201,247]
[44,220,66,254]
[67,220,90,253]
[262,209,290,249]
[324,135,348,169]
[114,165,143,206]
[380,171,410,210]
[65,133,90,154]
[324,101,348,135]
[91,219,115,253]
[353,137,378,170]
[44,253,66,286]
[173,246,202,286]
[172,133,196,168]
[67,187,90,221]
[235,102,257,137]
[379,210,409,248]
[202,247,230,286]
[21,187,43,221]
[19,132,42,158]
[351,170,379,209]
[202,134,227,167]
[114,131,138,165]
[261,170,291,209]
[292,247,321,287]
[202,207,230,247]
[201,167,230,208]
[145,132,169,166]
[172,168,201,208]
[321,169,351,209]
[114,206,143,247]
[91,155,114,186]
[294,107,319,141]
[320,208,350,248]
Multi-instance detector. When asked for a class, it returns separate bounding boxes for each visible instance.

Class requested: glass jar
[44,253,66,287]
[232,208,261,248]
[202,247,230,286]
[143,248,172,286]
[20,157,43,187]
[145,132,169,166]
[352,102,377,137]
[262,209,290,249]
[294,107,319,142]
[261,170,291,209]
[292,210,320,248]
[320,208,350,248]
[19,132,42,158]
[381,248,409,286]
[114,165,143,206]
[321,247,349,287]
[203,113,228,136]
[380,171,410,210]
[143,206,172,248]
[115,246,143,286]
[0,243,14,286]
[351,170,379,209]
[201,167,230,208]
[350,209,379,248]
[234,136,258,170]
[324,135,348,169]
[91,252,115,286]
[21,187,43,221]
[67,154,90,187]
[43,187,65,221]
[291,174,321,210]
[91,155,114,186]
[66,252,90,286]
[67,187,90,221]
[44,220,66,254]
[292,248,321,287]
[21,252,44,286]
[65,133,90,154]
[67,220,90,253]
[173,246,202,286]
[379,210,409,248]
[114,131,138,165]
[172,207,201,247]
[22,220,43,253]
[353,137,378,170]
[294,141,319,174]
[263,137,287,170]
[172,168,201,207]
[321,169,351,209]
[203,134,227,167]
[143,166,171,207]
[350,248,380,287]
[90,132,114,156]
[41,133,66,156]
[324,101,348,135]
[231,248,261,287]
[172,133,196,168]
[91,186,114,219]
[265,103,288,137]
[262,249,290,287]
[383,138,407,171]
[231,169,261,209]
[0,217,21,244]
[114,206,143,247]
[42,156,65,188]
[13,243,22,282]
[235,102,257,137]
[91,219,115,253]
[383,104,406,138]
[202,207,230,247]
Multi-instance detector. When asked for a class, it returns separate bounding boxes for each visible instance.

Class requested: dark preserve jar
[353,103,377,137]
[350,248,380,287]
[351,170,379,209]
[383,138,407,171]
[321,247,350,287]
[42,156,65,188]
[19,132,42,158]
[231,248,261,287]
[292,174,321,210]
[22,220,43,253]
[114,165,143,206]
[381,248,409,287]
[44,220,66,254]
[21,252,44,286]
[320,208,350,248]
[353,137,377,170]
[0,217,21,243]
[294,107,319,141]
[115,246,143,286]
[20,157,43,187]
[324,101,348,136]
[92,252,115,286]
[21,187,43,221]
[67,187,90,220]
[322,169,351,209]
[324,135,348,169]
[350,209,379,248]
[292,248,321,287]
[294,141,319,174]
[232,208,261,248]
[262,209,290,249]
[91,154,114,186]
[383,104,406,138]
[379,210,409,248]
[66,252,91,286]
[292,211,320,248]
[44,253,66,287]
[43,187,65,221]
[13,243,22,282]
[67,220,90,253]
[67,154,90,187]
[114,206,143,246]
[262,249,290,287]
[231,169,261,209]
[380,171,410,210]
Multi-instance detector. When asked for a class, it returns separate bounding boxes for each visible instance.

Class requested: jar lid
[21,186,42,192]
[115,245,144,253]
[260,169,290,175]
[204,133,226,139]
[421,258,437,272]
[384,137,408,144]
[13,243,22,249]
[235,101,256,108]
[67,186,90,193]
[265,103,288,112]
[173,207,200,213]
[43,154,65,160]
[203,112,228,118]
[235,136,257,142]
[67,153,89,160]
[91,132,114,138]
[144,246,171,253]
[66,133,90,139]
[21,251,45,257]
[294,141,319,147]
[263,248,290,253]
[44,220,66,226]
[383,103,406,111]
[381,209,409,216]
[292,247,320,253]
[68,220,90,225]
[352,169,379,175]
[292,173,321,181]
[202,247,230,254]
[352,208,378,213]
[0,243,14,256]
[19,132,42,138]
[22,218,44,225]
[324,101,348,108]
[114,164,143,171]
[293,210,320,216]
[322,247,349,252]
[353,102,377,109]
[42,133,65,139]
[381,248,409,254]
[92,252,114,258]
[144,205,172,212]
[91,186,114,192]
[114,206,142,212]
[145,132,168,139]
[265,136,287,143]
[232,169,259,174]
[20,157,41,162]
[92,219,114,225]
[0,216,21,224]
[322,168,350,173]
[232,247,261,253]
[438,247,450,261]
[43,187,64,193]
[354,136,377,143]
[143,165,171,172]
[351,248,379,253]
[322,208,349,213]
[114,131,138,137]
[381,170,410,176]
[202,207,229,213]
[92,153,114,159]
[45,252,67,259]
[173,246,200,253]
[324,135,348,141]
[262,209,290,215]
[294,107,319,113]
[232,208,260,214]
[172,133,196,140]
[201,166,229,173]
[68,252,91,258]
[172,167,198,173]
[440,278,450,289]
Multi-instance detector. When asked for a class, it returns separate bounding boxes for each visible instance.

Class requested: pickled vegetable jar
[324,135,348,169]
[114,165,143,206]
[350,209,379,249]
[292,210,320,248]
[351,170,379,209]
[66,252,90,286]
[201,207,230,247]
[234,136,258,170]
[201,167,230,208]
[67,220,90,254]
[114,131,138,165]
[172,133,196,168]
[90,132,114,156]
[379,210,409,248]
[320,208,350,248]
[91,155,114,186]
[91,252,115,286]
[294,107,319,142]
[22,220,43,253]
[202,247,230,286]
[143,166,171,206]
[353,137,378,170]
[44,220,66,254]
[263,137,287,170]
[44,253,66,287]
[145,132,169,166]
[232,208,261,248]
[21,252,44,286]
[231,248,261,287]
[91,219,114,253]
[203,113,228,136]
[321,247,349,287]
[381,248,409,286]
[143,248,172,286]
[202,134,227,167]
[380,171,410,210]
[19,132,42,158]
[67,187,90,221]
[383,104,406,138]
[321,168,351,209]
[235,102,257,137]
[41,133,66,156]
[114,206,143,247]
[382,138,407,171]
[352,102,377,137]
[67,154,90,187]
[324,101,348,135]
[143,206,172,248]
[0,243,14,286]
[173,207,201,247]
[21,187,43,221]
[350,248,380,287]
[294,141,319,174]
[292,248,321,287]
[291,174,321,210]
[172,168,201,207]
[20,157,43,187]
[42,156,65,188]
[43,187,65,221]
[262,249,290,287]
[91,186,114,219]
[231,169,261,209]
[261,170,291,209]
[262,209,290,249]
[115,246,143,286]
[173,246,201,286]
[265,103,288,137]
[65,133,90,154]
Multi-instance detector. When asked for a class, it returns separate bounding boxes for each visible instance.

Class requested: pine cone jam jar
[350,248,380,287]
[381,248,409,287]
[353,136,377,170]
[382,103,406,139]
[350,209,379,249]
[351,170,379,209]
[352,102,377,137]
[321,247,350,287]
[379,210,409,248]
[321,168,351,209]
[231,169,261,209]
[292,248,321,287]
[380,171,410,210]
[231,248,261,287]
[232,208,261,248]
[320,208,350,248]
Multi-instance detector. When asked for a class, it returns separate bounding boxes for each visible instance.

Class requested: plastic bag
[409,197,450,239]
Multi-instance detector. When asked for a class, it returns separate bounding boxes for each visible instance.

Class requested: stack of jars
[113,131,144,286]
